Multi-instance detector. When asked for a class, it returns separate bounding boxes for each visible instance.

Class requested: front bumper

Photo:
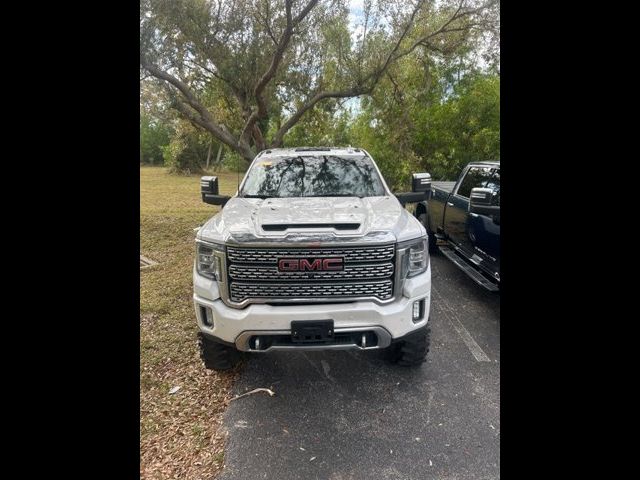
[193,263,431,351]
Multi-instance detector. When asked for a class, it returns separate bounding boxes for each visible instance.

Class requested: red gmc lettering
[277,257,344,272]
[300,259,322,271]
[278,259,299,271]
[322,258,343,270]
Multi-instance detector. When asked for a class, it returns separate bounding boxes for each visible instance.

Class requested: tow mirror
[412,173,431,193]
[200,176,231,206]
[395,191,428,205]
[395,172,431,205]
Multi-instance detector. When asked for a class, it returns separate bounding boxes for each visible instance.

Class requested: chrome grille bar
[229,262,393,280]
[227,244,395,263]
[230,280,394,302]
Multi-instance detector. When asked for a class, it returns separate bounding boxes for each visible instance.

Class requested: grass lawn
[140,166,241,479]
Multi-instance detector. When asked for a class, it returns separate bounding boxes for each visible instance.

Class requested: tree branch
[403,0,496,58]
[240,0,320,146]
[141,57,254,160]
[368,0,427,84]
[270,86,371,147]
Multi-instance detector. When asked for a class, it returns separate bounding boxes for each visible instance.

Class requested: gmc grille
[225,244,396,304]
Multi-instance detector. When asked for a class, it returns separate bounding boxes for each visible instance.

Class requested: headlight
[399,237,429,278]
[196,241,224,279]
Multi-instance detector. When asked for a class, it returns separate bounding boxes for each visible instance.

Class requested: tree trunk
[215,144,223,167]
[205,140,213,169]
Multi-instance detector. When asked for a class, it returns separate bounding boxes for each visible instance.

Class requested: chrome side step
[438,246,500,292]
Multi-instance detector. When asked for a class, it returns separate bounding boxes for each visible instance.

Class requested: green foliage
[221,150,248,176]
[414,74,500,179]
[162,121,212,175]
[282,105,352,148]
[349,113,420,191]
[141,0,499,161]
[350,68,500,186]
[141,1,499,181]
[140,113,172,165]
[154,69,499,182]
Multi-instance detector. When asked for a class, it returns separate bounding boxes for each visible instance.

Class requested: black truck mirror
[395,172,431,205]
[395,191,428,205]
[412,173,431,193]
[469,187,499,215]
[200,176,231,206]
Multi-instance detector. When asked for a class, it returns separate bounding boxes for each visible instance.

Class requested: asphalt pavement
[219,253,500,480]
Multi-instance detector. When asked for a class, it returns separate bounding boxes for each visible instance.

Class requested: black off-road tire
[419,213,438,254]
[386,325,431,367]
[198,333,241,371]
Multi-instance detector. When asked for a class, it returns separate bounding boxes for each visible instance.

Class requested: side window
[456,166,494,198]
[490,169,500,206]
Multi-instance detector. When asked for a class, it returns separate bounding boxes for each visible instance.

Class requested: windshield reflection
[240,155,386,198]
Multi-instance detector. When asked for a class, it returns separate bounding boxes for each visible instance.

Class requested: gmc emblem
[278,257,344,272]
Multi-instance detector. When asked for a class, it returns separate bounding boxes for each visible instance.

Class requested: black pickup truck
[415,161,500,291]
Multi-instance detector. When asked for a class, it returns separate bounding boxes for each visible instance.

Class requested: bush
[140,114,172,165]
[163,134,208,175]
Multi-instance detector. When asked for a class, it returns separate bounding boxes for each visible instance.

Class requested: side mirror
[200,176,231,206]
[412,173,432,193]
[395,191,428,205]
[469,187,499,215]
[396,172,431,205]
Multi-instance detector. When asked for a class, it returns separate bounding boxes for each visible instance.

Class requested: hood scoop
[262,223,361,232]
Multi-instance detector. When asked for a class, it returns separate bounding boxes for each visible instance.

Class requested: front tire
[198,333,241,371]
[386,326,431,367]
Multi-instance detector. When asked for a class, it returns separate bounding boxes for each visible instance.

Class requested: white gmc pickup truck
[193,147,433,370]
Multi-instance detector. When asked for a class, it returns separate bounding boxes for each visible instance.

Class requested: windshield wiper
[241,194,270,199]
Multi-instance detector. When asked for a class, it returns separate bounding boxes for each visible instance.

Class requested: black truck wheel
[198,333,241,371]
[386,325,431,367]
[419,213,438,253]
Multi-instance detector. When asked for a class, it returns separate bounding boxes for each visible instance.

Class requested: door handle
[447,202,454,206]
[469,212,479,217]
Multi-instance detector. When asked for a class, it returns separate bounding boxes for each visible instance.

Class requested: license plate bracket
[291,320,334,343]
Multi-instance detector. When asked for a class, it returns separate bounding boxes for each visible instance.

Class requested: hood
[197,196,425,246]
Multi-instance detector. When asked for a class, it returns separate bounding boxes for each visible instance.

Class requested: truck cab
[417,161,500,291]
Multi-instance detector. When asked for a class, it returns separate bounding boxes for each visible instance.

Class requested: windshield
[240,155,387,198]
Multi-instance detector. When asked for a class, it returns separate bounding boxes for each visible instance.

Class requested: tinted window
[490,169,500,206]
[240,155,386,198]
[456,166,495,198]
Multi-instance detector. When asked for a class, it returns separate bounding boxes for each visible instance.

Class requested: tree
[349,48,499,187]
[413,73,500,179]
[140,0,499,163]
[140,112,172,164]
[162,118,225,174]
